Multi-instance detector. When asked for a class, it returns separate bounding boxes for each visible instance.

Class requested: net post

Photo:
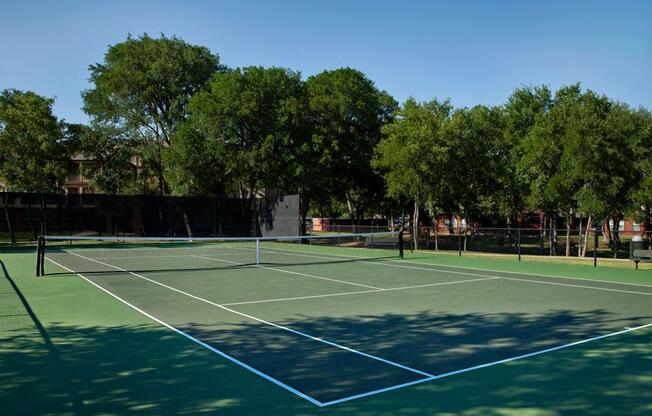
[41,237,46,275]
[517,227,521,261]
[593,227,598,267]
[255,239,260,265]
[36,236,44,276]
[398,228,404,258]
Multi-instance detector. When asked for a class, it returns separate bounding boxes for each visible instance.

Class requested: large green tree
[0,89,71,237]
[173,66,308,234]
[628,108,652,241]
[0,89,69,192]
[374,98,452,245]
[82,34,221,194]
[441,105,506,226]
[501,86,552,226]
[306,68,397,228]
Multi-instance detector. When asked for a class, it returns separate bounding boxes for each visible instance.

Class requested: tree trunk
[581,215,592,257]
[577,213,583,257]
[39,192,48,237]
[463,215,468,251]
[548,216,553,255]
[182,210,193,239]
[297,192,309,236]
[602,219,610,245]
[26,196,37,241]
[565,210,572,257]
[506,217,513,248]
[345,192,355,234]
[3,192,15,245]
[412,200,419,250]
[611,215,622,258]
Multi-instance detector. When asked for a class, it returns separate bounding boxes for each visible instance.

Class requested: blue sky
[1,0,650,123]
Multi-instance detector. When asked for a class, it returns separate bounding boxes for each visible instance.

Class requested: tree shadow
[181,306,651,406]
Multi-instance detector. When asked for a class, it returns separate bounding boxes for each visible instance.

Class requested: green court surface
[1,243,651,415]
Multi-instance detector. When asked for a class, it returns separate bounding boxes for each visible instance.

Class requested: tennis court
[30,233,652,407]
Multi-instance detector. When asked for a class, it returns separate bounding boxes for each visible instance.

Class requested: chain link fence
[408,226,652,270]
[1,192,300,246]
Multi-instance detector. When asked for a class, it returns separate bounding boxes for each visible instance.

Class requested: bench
[632,249,652,270]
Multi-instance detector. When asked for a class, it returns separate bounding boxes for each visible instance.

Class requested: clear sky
[1,0,650,123]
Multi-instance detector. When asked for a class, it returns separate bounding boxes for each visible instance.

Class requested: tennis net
[36,232,400,276]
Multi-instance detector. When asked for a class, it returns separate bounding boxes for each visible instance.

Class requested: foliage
[441,105,506,221]
[82,33,221,194]
[0,89,70,192]
[501,86,552,223]
[175,66,308,202]
[306,68,397,219]
[374,98,452,208]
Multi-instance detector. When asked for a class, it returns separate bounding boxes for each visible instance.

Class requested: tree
[306,68,397,230]
[164,122,228,197]
[175,66,308,235]
[0,89,70,237]
[0,89,69,192]
[441,105,506,228]
[374,98,452,246]
[82,34,221,194]
[501,86,552,226]
[628,108,652,244]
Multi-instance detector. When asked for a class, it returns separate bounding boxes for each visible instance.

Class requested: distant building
[64,153,97,194]
[0,153,141,194]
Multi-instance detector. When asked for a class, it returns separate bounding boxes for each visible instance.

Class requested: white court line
[255,247,652,297]
[222,277,500,306]
[497,276,652,296]
[321,321,652,407]
[189,254,383,290]
[392,258,652,288]
[255,244,652,289]
[44,256,324,407]
[62,250,433,379]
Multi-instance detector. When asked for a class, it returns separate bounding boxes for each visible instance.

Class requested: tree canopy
[82,34,221,194]
[0,89,69,192]
[2,33,652,242]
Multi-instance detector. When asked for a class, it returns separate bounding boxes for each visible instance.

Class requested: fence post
[517,227,521,261]
[593,227,599,267]
[435,225,439,251]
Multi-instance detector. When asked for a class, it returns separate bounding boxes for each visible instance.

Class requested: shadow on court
[2,308,650,415]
